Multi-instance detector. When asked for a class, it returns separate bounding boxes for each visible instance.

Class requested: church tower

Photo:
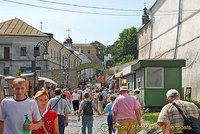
[142,2,149,25]
[63,28,73,48]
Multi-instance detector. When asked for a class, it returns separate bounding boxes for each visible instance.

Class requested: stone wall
[38,68,79,89]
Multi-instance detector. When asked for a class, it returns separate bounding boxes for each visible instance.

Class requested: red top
[65,91,72,99]
[32,109,58,134]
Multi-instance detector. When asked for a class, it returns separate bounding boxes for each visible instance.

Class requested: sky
[0,0,156,46]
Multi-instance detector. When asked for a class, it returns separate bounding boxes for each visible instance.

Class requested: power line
[35,0,142,12]
[35,0,199,13]
[2,0,142,16]
[3,0,199,17]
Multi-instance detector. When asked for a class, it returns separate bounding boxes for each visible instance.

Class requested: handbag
[172,102,200,134]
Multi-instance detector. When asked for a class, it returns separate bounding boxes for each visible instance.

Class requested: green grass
[142,109,159,123]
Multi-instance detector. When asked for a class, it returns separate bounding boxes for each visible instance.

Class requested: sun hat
[166,89,180,98]
[119,86,129,91]
[134,88,140,92]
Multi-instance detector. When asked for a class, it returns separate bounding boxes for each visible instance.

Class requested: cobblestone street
[65,113,109,134]
[64,111,162,134]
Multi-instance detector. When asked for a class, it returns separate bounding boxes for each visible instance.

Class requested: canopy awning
[115,72,123,78]
[38,77,57,85]
[5,76,16,80]
[0,75,4,79]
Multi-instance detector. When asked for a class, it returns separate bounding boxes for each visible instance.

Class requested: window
[88,50,90,54]
[135,68,144,89]
[81,50,83,53]
[145,67,164,88]
[20,67,26,73]
[4,47,10,59]
[62,56,65,65]
[20,47,27,56]
[57,52,59,61]
[54,51,56,60]
[4,67,9,75]
[51,49,53,58]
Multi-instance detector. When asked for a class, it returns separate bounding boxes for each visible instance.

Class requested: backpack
[98,92,103,101]
[173,103,200,134]
[83,100,93,116]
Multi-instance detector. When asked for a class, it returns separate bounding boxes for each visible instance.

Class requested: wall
[0,36,48,75]
[38,68,78,89]
[138,0,200,100]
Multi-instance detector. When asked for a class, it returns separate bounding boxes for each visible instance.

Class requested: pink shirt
[111,93,139,120]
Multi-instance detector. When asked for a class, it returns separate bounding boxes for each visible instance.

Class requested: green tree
[105,26,138,66]
[12,66,21,77]
[116,54,134,65]
[90,41,105,61]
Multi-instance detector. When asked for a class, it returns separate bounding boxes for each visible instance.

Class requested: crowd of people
[0,77,199,134]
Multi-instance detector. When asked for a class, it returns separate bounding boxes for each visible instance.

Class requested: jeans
[107,115,115,134]
[58,115,66,134]
[81,115,93,134]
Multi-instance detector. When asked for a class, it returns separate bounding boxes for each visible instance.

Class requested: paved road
[64,113,163,134]
[65,113,109,134]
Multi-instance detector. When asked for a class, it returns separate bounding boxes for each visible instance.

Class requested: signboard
[98,76,104,83]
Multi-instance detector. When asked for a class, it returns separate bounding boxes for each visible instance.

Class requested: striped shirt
[157,99,199,134]
[47,96,71,116]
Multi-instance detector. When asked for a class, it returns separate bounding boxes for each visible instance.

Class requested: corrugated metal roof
[0,18,48,37]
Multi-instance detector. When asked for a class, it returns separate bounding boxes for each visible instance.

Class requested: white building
[138,0,200,100]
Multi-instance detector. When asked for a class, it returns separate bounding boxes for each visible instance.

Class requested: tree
[90,41,105,61]
[12,66,21,77]
[104,26,138,66]
[116,54,134,65]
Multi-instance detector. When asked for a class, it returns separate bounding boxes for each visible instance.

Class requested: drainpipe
[174,0,182,59]
[148,15,153,59]
[59,45,64,69]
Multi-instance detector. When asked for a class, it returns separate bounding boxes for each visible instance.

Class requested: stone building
[138,0,200,101]
[0,18,82,89]
[63,34,102,86]
[72,43,102,65]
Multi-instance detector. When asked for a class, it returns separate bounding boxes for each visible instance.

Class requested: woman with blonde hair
[32,90,59,134]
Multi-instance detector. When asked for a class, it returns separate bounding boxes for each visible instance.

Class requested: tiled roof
[73,43,96,48]
[0,18,48,37]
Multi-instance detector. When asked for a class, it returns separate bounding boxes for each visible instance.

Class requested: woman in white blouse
[72,89,80,115]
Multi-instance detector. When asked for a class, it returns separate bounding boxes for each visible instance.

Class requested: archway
[76,63,104,88]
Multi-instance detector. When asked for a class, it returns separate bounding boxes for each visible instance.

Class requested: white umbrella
[5,76,16,80]
[38,77,57,85]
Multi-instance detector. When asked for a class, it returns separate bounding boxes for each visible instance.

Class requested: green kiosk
[131,59,186,108]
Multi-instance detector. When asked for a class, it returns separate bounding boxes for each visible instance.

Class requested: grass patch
[142,109,159,123]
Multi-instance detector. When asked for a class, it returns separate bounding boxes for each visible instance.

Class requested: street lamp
[33,40,49,94]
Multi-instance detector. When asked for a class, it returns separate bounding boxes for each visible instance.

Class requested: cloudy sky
[0,0,156,45]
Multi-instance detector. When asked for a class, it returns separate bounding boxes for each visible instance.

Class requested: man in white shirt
[0,78,43,134]
[134,89,145,111]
